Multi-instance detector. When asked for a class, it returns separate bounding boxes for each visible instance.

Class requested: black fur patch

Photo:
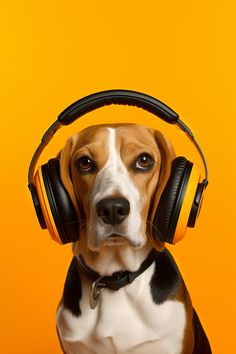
[62,257,82,316]
[192,308,212,354]
[150,248,182,304]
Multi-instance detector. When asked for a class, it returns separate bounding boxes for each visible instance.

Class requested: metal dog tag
[90,277,106,310]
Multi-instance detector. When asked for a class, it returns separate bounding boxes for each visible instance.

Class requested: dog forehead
[114,125,158,152]
[73,124,157,152]
[73,125,110,147]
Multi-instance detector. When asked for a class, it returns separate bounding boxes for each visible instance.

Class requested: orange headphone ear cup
[152,157,192,244]
[38,159,79,244]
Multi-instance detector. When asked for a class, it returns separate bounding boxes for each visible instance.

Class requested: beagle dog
[56,124,211,354]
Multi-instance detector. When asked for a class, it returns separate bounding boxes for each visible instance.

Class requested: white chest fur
[56,263,186,354]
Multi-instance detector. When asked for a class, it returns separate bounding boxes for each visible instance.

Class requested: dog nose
[96,198,130,225]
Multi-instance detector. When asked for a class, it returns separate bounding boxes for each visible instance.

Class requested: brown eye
[135,153,154,171]
[77,156,96,173]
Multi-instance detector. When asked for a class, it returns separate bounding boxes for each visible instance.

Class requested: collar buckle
[90,276,106,310]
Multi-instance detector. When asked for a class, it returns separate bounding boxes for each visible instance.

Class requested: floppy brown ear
[154,130,176,204]
[57,136,78,211]
[149,130,176,249]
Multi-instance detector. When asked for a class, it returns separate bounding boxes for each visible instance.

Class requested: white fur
[56,127,186,354]
[56,262,186,354]
[87,128,144,251]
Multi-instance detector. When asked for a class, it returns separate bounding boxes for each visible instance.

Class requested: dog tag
[90,277,106,310]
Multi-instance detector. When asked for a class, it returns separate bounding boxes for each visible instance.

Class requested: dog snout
[96,198,130,225]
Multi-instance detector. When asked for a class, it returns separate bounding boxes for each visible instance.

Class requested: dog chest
[56,263,186,354]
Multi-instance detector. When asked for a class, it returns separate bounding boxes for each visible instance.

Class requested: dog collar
[77,248,159,309]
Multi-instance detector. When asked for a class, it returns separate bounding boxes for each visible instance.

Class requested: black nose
[96,198,130,225]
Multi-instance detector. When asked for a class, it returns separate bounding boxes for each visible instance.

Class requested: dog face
[58,124,175,252]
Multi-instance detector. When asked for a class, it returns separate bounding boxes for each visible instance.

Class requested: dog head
[58,124,175,253]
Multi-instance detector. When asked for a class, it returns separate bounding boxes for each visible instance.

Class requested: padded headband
[28,89,208,187]
[57,90,179,125]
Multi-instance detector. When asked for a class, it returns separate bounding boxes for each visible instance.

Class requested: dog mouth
[99,233,142,248]
[86,223,144,250]
[107,233,125,238]
[102,233,128,246]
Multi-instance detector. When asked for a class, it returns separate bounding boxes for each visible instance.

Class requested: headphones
[28,89,209,245]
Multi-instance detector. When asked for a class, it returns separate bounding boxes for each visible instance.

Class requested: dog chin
[88,233,144,251]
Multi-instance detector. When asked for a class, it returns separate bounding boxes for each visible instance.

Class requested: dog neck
[73,242,154,276]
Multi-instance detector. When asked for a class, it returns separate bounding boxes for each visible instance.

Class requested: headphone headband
[57,89,179,125]
[28,89,209,187]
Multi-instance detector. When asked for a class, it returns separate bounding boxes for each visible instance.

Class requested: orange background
[1,1,235,353]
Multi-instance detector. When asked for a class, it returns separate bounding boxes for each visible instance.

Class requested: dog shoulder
[150,248,186,304]
[61,257,82,317]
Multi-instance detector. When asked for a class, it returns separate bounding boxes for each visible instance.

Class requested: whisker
[140,218,163,244]
[77,223,96,253]
[67,218,88,225]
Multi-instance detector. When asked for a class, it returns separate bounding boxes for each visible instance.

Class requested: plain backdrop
[1,1,236,353]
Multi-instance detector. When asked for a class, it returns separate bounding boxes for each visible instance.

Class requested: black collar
[77,248,159,309]
[77,248,159,291]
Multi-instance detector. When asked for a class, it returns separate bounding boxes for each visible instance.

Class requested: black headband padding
[58,90,179,125]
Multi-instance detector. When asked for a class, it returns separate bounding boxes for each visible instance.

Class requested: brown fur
[56,123,202,353]
[171,281,195,353]
[58,124,212,354]
[58,124,175,253]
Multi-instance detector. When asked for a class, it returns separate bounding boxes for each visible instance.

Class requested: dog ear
[149,130,176,249]
[57,136,78,211]
[154,130,176,203]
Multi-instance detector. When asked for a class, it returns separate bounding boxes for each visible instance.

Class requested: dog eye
[135,153,154,171]
[77,156,96,173]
